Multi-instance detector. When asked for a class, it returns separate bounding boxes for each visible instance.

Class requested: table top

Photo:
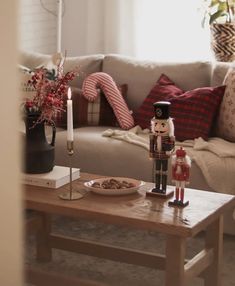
[23,172,235,237]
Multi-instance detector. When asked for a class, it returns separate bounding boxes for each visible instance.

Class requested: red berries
[24,64,79,124]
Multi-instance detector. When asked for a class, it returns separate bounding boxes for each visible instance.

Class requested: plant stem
[226,0,232,22]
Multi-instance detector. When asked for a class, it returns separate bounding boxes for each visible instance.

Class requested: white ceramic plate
[84,177,145,196]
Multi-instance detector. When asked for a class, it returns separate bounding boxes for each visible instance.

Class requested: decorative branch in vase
[22,53,79,174]
[23,54,78,126]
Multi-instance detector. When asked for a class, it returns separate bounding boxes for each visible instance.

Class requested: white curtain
[63,0,212,61]
[85,0,136,56]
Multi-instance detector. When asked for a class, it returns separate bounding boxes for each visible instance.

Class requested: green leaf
[209,10,225,23]
[210,0,220,7]
[218,2,227,11]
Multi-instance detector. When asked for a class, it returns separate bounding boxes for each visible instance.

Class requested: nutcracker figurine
[147,101,175,198]
[168,147,191,207]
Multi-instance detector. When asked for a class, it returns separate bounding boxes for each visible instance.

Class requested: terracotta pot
[210,23,235,62]
[24,113,56,174]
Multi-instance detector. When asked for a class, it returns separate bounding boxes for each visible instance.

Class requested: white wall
[0,1,23,286]
[19,0,57,54]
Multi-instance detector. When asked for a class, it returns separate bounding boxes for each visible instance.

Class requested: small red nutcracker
[169,147,191,207]
[147,101,175,198]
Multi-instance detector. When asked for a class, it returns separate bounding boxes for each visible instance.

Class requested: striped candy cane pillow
[82,72,134,130]
[55,85,128,129]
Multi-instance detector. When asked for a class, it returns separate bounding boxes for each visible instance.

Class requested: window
[133,0,211,61]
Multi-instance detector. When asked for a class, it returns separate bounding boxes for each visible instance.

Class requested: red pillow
[134,74,225,141]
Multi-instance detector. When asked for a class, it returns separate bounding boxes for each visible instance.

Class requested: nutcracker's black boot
[162,174,167,194]
[152,173,161,193]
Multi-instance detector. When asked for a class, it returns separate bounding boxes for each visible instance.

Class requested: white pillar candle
[67,87,73,141]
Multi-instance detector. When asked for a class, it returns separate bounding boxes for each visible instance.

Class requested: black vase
[24,113,56,174]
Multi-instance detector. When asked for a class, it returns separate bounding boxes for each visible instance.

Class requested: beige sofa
[20,51,235,235]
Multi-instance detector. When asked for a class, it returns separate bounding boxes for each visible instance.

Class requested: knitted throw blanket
[103,126,235,195]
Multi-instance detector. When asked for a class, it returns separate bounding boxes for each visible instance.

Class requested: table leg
[165,234,186,286]
[36,212,52,262]
[204,215,223,286]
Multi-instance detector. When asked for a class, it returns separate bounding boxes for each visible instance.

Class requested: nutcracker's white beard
[157,136,162,151]
[172,155,192,167]
[168,118,174,137]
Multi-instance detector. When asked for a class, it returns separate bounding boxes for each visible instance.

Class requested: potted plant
[202,0,235,62]
[22,56,79,174]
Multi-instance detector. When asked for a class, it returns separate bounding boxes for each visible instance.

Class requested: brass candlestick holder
[58,141,83,200]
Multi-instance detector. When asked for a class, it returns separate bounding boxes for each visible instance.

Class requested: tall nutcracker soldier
[147,101,175,198]
[169,147,191,207]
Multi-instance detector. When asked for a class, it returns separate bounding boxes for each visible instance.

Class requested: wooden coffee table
[24,172,235,286]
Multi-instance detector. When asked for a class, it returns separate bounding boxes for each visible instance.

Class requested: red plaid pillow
[134,74,183,130]
[134,74,225,141]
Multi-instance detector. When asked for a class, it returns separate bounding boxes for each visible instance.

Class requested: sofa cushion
[102,54,212,111]
[216,68,235,142]
[56,84,128,129]
[134,74,225,141]
[211,61,231,87]
[19,51,104,88]
[55,126,153,182]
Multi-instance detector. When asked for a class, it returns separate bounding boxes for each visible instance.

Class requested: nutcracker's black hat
[153,101,171,120]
